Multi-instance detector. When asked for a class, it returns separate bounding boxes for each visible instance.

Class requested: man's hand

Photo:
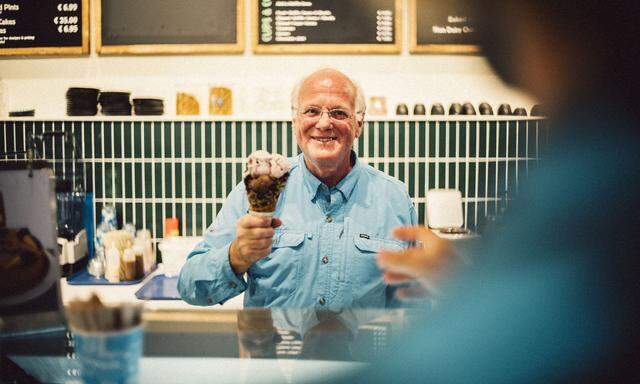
[229,215,282,274]
[377,226,457,298]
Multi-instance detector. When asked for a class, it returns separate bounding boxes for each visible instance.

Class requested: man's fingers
[242,227,275,240]
[271,217,282,228]
[239,242,271,256]
[239,215,273,229]
[241,237,272,251]
[248,238,272,250]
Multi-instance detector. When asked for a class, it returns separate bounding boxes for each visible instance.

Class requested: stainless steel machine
[0,161,65,336]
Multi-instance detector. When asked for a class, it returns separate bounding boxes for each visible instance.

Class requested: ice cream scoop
[243,151,290,216]
[244,150,290,178]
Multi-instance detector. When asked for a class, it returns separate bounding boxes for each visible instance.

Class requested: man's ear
[291,112,299,134]
[292,117,301,141]
[355,113,364,138]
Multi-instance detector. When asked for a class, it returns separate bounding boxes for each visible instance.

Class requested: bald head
[291,68,366,118]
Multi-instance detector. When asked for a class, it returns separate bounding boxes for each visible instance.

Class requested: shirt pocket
[351,235,404,289]
[250,230,305,297]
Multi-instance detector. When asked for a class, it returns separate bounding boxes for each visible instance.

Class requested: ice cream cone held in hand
[244,150,290,217]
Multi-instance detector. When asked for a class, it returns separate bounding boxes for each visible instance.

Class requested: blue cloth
[178,151,417,308]
[344,105,640,383]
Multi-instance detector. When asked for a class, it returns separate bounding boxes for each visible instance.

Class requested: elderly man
[178,68,417,308]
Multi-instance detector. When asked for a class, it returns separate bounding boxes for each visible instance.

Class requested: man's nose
[315,112,333,129]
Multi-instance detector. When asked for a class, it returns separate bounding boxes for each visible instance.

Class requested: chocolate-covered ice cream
[243,150,290,215]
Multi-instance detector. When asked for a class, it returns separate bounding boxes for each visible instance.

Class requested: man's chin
[307,143,339,155]
[305,149,342,164]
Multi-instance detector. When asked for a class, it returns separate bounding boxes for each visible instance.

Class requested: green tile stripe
[0,119,548,239]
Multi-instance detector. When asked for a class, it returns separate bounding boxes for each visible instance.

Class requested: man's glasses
[299,106,353,122]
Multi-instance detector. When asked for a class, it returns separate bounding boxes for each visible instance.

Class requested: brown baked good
[0,228,48,297]
[176,92,200,115]
[209,87,232,115]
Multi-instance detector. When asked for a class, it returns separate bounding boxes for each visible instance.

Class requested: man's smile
[311,136,338,143]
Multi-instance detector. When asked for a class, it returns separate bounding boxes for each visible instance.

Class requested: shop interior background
[0,0,535,118]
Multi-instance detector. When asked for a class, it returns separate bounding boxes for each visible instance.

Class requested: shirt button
[229,281,237,289]
[325,216,333,223]
[322,255,329,264]
[318,297,326,305]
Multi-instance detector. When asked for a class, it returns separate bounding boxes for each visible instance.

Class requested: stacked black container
[133,98,164,115]
[99,92,132,116]
[66,88,100,116]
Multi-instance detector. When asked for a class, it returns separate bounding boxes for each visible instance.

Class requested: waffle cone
[247,190,279,212]
[244,173,289,215]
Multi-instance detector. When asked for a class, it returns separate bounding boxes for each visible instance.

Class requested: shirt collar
[334,151,361,201]
[299,151,361,202]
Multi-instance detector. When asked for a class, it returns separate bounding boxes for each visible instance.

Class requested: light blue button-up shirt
[178,151,417,308]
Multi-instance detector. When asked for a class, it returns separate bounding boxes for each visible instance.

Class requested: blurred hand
[377,226,457,298]
[229,215,282,274]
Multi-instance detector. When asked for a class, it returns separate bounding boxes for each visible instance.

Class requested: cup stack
[99,92,132,116]
[430,103,445,115]
[497,103,513,115]
[66,88,100,116]
[478,102,494,115]
[133,98,164,116]
[448,102,463,115]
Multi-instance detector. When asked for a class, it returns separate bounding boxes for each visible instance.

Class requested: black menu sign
[409,0,479,54]
[98,0,244,55]
[253,0,401,54]
[0,0,89,56]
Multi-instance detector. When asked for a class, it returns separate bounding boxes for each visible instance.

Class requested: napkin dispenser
[426,189,464,229]
[426,189,476,238]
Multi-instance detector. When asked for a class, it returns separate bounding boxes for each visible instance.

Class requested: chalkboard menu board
[253,0,401,54]
[98,0,244,55]
[409,0,479,54]
[0,0,89,56]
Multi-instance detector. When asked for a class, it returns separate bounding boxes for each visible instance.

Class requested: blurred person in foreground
[343,1,640,382]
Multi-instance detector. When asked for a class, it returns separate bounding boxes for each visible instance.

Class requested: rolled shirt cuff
[215,243,248,305]
[182,243,248,306]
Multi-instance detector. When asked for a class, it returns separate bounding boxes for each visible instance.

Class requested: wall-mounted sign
[253,0,402,54]
[409,0,479,54]
[0,0,89,56]
[97,0,244,55]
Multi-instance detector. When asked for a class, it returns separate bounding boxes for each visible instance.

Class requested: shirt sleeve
[177,182,249,306]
